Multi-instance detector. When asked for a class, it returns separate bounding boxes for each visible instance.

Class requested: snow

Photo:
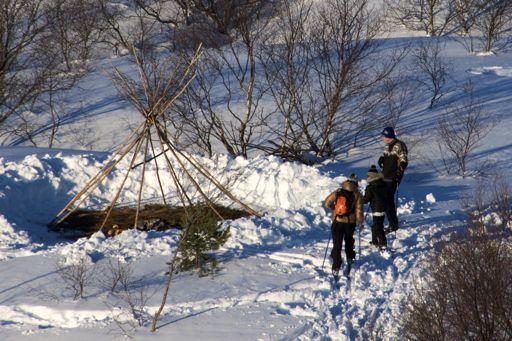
[468,66,512,77]
[397,200,415,215]
[57,230,181,265]
[0,215,35,261]
[1,24,512,341]
[425,193,436,203]
[0,146,470,339]
[0,210,446,339]
[474,51,496,57]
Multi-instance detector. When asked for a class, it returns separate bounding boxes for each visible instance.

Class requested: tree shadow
[154,275,315,330]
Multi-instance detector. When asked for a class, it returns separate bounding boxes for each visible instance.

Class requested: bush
[55,256,96,300]
[100,257,153,337]
[490,175,512,230]
[437,80,494,177]
[401,232,512,340]
[176,205,231,275]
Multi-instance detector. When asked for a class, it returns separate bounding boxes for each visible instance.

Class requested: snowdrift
[0,150,343,260]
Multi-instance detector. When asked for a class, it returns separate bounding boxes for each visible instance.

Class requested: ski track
[0,152,449,339]
[0,203,443,339]
[151,209,442,340]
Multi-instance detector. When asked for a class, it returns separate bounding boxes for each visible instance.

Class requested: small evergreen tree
[177,205,230,276]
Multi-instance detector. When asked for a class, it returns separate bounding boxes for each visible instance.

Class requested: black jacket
[378,139,408,182]
[364,179,388,213]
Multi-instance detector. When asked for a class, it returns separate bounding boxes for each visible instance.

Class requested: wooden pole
[154,128,193,208]
[98,127,147,232]
[134,132,150,228]
[148,131,168,206]
[50,123,145,227]
[155,125,225,220]
[156,121,260,217]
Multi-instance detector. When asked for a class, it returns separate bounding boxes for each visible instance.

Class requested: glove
[395,169,403,181]
[378,156,384,168]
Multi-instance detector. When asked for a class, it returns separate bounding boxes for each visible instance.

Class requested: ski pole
[395,184,399,208]
[360,206,370,260]
[358,225,362,260]
[321,230,332,271]
[395,183,400,237]
[363,205,371,222]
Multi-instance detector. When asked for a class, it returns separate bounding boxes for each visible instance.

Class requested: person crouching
[324,174,363,276]
[364,165,388,249]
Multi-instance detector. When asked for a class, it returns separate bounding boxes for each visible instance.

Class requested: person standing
[324,174,363,276]
[363,165,388,249]
[378,127,408,234]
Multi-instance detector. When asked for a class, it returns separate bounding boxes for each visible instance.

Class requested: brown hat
[367,165,383,183]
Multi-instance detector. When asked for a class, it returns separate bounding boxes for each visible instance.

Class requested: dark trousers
[371,215,387,246]
[384,180,399,230]
[331,221,356,269]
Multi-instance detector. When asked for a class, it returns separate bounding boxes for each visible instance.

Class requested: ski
[332,269,341,288]
[333,274,340,286]
[343,260,354,278]
[332,269,340,280]
[384,228,398,235]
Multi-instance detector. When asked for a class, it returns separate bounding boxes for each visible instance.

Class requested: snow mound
[57,230,180,264]
[224,207,331,250]
[203,155,339,210]
[426,193,436,203]
[397,200,415,215]
[0,152,337,225]
[0,150,340,259]
[0,215,37,260]
[468,66,512,77]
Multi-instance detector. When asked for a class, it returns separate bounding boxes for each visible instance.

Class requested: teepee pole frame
[155,124,225,220]
[49,122,146,228]
[134,131,150,228]
[50,43,263,333]
[98,126,147,231]
[148,134,168,206]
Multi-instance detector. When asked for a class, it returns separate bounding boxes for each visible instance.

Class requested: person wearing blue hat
[377,126,408,234]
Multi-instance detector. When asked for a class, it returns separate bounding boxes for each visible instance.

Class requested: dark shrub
[401,232,512,340]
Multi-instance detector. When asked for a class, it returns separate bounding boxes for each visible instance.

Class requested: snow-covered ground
[0,144,477,340]
[1,26,512,340]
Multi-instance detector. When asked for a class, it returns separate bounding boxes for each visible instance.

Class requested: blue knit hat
[381,126,396,139]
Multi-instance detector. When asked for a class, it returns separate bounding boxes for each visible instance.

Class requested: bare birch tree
[449,0,479,52]
[0,0,102,146]
[178,2,273,158]
[474,0,512,53]
[257,0,314,161]
[437,80,494,176]
[385,0,453,36]
[258,0,405,162]
[304,0,403,159]
[412,38,450,109]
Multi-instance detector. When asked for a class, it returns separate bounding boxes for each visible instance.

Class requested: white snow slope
[0,146,471,340]
[1,35,512,340]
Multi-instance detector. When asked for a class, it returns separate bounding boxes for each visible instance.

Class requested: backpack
[334,189,355,218]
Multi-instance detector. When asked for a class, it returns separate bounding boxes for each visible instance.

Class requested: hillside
[1,0,512,339]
